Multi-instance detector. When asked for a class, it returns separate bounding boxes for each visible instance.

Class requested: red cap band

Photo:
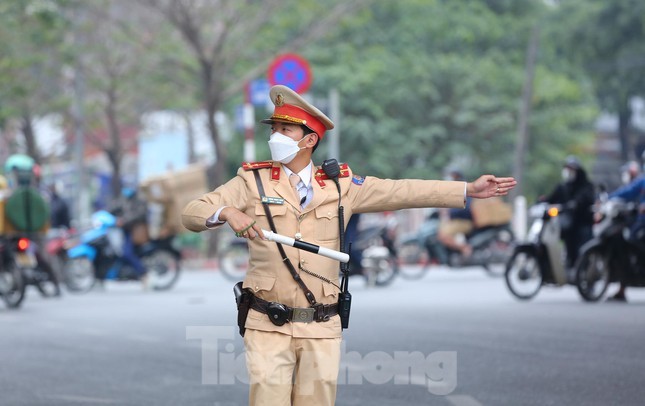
[270,104,326,139]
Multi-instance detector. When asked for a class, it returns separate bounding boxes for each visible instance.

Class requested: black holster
[233,282,251,337]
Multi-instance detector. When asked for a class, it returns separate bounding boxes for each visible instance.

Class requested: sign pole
[328,88,340,161]
[243,82,255,162]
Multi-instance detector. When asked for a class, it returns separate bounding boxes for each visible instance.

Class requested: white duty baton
[261,229,349,264]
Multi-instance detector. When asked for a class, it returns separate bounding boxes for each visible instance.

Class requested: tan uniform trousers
[244,329,342,406]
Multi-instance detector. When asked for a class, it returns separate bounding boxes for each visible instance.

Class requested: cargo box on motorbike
[139,164,208,236]
[471,197,513,228]
[1,187,49,234]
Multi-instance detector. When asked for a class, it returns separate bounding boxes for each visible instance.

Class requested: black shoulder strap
[252,170,318,306]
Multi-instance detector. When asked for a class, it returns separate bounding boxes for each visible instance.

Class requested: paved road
[1,266,644,405]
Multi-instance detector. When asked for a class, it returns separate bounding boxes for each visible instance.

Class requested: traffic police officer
[182,85,517,406]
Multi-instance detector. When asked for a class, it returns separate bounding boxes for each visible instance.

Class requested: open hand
[467,175,517,199]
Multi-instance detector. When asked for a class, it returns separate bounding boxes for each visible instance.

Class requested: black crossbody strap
[252,170,318,306]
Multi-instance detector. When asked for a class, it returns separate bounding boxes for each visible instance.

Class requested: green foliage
[310,0,597,201]
[4,0,634,203]
[0,0,70,116]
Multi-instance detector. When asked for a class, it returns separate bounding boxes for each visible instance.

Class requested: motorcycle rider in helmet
[541,156,595,272]
[604,155,645,302]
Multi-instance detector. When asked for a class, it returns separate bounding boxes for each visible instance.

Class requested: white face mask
[562,168,575,183]
[268,132,307,164]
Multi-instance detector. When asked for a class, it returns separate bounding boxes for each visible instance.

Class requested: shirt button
[295,232,302,240]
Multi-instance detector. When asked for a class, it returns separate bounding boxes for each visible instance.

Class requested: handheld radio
[322,159,352,329]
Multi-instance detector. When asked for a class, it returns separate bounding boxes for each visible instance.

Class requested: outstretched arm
[467,175,517,199]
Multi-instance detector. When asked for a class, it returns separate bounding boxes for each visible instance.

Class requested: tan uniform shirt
[182,162,466,339]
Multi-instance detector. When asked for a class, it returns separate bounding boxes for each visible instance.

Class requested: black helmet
[564,155,581,170]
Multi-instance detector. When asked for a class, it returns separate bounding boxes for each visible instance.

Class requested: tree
[137,0,370,188]
[556,0,645,161]
[67,0,164,198]
[0,0,70,164]
[312,0,597,200]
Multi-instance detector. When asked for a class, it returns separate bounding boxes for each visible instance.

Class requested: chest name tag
[261,196,285,205]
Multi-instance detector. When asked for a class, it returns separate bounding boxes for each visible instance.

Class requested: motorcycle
[10,235,61,298]
[45,227,77,288]
[505,203,568,300]
[0,236,26,308]
[65,210,182,292]
[575,199,645,302]
[218,233,250,282]
[345,222,399,287]
[398,211,514,279]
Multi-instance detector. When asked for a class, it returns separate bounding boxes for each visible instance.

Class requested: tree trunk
[20,112,41,164]
[617,104,632,161]
[105,82,123,200]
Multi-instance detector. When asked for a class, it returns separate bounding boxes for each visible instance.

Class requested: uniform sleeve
[181,168,250,232]
[345,173,466,214]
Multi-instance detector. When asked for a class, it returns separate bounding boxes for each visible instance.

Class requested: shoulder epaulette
[314,163,350,186]
[242,161,273,171]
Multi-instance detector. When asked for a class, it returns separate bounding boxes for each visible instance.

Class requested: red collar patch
[314,163,349,187]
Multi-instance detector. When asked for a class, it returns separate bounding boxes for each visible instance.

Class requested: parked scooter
[0,236,26,308]
[505,203,568,300]
[346,222,399,287]
[575,199,645,301]
[218,234,250,282]
[65,210,182,292]
[398,211,514,279]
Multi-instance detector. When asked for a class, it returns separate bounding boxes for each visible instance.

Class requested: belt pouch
[233,282,251,337]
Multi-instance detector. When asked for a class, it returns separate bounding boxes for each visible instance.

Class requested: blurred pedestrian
[49,183,71,230]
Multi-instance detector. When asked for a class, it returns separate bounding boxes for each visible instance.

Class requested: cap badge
[275,93,285,107]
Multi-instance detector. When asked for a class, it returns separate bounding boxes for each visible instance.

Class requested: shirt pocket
[243,273,277,321]
[314,203,340,243]
[323,281,339,300]
[254,202,288,227]
[243,273,277,295]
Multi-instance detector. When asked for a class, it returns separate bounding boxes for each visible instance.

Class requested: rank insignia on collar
[242,161,273,171]
[314,163,349,187]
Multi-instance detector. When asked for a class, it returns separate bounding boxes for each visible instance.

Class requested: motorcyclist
[345,213,362,270]
[541,156,595,271]
[110,186,148,281]
[3,154,61,296]
[603,161,645,302]
[437,170,474,257]
[620,160,641,185]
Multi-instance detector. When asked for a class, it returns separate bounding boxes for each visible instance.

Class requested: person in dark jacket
[541,156,595,269]
[49,184,71,229]
[111,187,148,278]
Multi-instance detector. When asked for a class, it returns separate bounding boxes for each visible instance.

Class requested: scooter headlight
[547,207,559,217]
